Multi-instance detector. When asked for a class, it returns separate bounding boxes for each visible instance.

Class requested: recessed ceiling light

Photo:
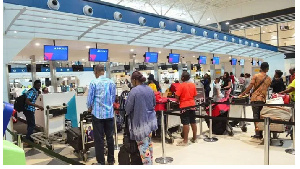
[207,18,211,21]
[241,26,244,28]
[86,46,90,49]
[225,22,229,25]
[82,59,85,61]
[14,31,17,33]
[193,55,195,58]
[35,43,40,46]
[130,49,134,52]
[26,64,28,65]
[253,27,256,28]
[43,18,47,20]
[263,31,265,33]
[229,57,231,59]
[158,51,161,54]
[133,55,136,58]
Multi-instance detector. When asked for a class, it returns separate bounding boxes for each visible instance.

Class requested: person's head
[240,73,244,77]
[88,126,92,131]
[196,74,199,77]
[181,71,190,82]
[62,81,65,85]
[165,79,169,84]
[275,70,283,78]
[42,87,49,94]
[94,64,105,78]
[148,74,155,81]
[125,79,129,83]
[131,71,146,87]
[230,72,233,76]
[204,73,208,78]
[115,97,119,103]
[260,62,269,73]
[174,80,179,83]
[214,78,220,84]
[245,73,251,78]
[289,67,295,75]
[224,72,229,79]
[34,80,41,90]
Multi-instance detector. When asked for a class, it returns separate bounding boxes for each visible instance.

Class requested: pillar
[50,61,58,93]
[30,55,36,85]
[106,59,111,78]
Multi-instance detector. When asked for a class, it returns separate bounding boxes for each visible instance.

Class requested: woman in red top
[175,72,197,146]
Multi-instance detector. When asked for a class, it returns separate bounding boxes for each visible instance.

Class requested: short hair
[42,87,47,92]
[181,71,190,82]
[230,72,233,75]
[260,62,269,71]
[94,64,105,72]
[174,80,179,83]
[240,73,245,77]
[34,80,41,86]
[215,78,220,82]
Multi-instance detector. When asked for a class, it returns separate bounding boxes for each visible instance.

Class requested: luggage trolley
[31,104,67,150]
[228,97,248,135]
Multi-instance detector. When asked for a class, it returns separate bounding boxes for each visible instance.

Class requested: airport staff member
[87,64,116,165]
[24,80,44,143]
[239,62,272,139]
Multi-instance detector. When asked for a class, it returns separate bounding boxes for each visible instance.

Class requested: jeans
[23,110,35,142]
[251,101,265,136]
[92,115,114,165]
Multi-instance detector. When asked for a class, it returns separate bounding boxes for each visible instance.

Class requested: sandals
[176,141,188,146]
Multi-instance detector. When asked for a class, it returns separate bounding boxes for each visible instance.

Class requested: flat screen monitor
[257,61,262,66]
[89,49,108,62]
[44,45,68,61]
[144,52,158,63]
[168,53,180,63]
[231,58,237,65]
[72,65,84,71]
[239,59,245,66]
[212,57,220,65]
[252,59,256,66]
[199,56,206,64]
[77,87,84,94]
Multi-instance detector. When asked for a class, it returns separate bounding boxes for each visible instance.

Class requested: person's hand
[38,106,44,111]
[238,94,243,98]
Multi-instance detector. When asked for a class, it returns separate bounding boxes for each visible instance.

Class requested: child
[113,97,120,115]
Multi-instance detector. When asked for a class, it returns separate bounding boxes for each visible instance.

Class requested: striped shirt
[25,88,39,112]
[87,76,116,119]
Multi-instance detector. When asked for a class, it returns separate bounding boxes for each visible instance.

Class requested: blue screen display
[212,57,220,65]
[199,56,206,64]
[168,53,180,63]
[258,61,262,66]
[89,49,108,62]
[239,59,245,66]
[252,59,256,66]
[44,45,68,61]
[231,58,237,65]
[145,52,158,63]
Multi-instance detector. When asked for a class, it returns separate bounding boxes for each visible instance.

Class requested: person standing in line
[212,78,224,102]
[270,70,286,93]
[87,64,116,165]
[221,72,232,98]
[175,71,197,146]
[239,62,272,139]
[147,74,161,92]
[24,80,44,143]
[289,68,295,85]
[201,73,211,101]
[279,79,295,102]
[125,71,157,165]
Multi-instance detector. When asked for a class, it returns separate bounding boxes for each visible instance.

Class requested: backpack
[14,88,33,112]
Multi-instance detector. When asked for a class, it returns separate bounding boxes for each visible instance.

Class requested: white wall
[264,54,286,78]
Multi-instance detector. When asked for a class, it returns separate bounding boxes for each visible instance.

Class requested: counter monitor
[44,45,68,61]
[144,52,158,63]
[199,56,206,64]
[212,57,220,65]
[231,58,237,65]
[89,49,108,62]
[168,53,180,63]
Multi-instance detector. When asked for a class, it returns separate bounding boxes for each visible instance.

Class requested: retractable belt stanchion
[204,99,218,142]
[17,134,23,149]
[286,106,295,155]
[264,117,270,165]
[114,111,120,150]
[155,110,173,164]
[197,101,206,139]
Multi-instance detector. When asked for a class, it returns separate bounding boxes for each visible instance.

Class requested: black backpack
[14,89,32,112]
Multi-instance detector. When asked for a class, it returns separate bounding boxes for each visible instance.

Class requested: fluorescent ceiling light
[253,27,256,28]
[207,18,211,21]
[130,49,134,52]
[35,43,40,46]
[82,59,85,61]
[43,18,47,20]
[158,51,161,54]
[14,31,17,33]
[86,46,90,49]
[193,55,195,57]
[241,26,244,28]
[225,22,229,25]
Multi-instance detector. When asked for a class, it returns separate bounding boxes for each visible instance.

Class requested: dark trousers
[92,115,114,165]
[23,110,35,142]
[251,101,265,136]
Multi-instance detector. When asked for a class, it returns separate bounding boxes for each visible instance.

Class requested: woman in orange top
[175,71,197,146]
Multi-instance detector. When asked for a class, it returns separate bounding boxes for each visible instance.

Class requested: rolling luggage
[66,127,82,152]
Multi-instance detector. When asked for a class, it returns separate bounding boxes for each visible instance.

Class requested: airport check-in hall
[2,0,296,166]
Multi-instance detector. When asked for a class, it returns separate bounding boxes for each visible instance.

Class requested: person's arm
[110,82,116,106]
[87,83,95,112]
[25,90,44,111]
[224,81,232,89]
[175,85,182,103]
[239,76,255,97]
[125,91,135,115]
[279,87,295,94]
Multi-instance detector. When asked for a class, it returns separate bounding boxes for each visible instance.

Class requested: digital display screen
[258,61,262,66]
[168,53,180,63]
[252,59,256,66]
[89,49,108,62]
[212,57,219,65]
[144,52,158,63]
[199,56,206,64]
[77,87,84,93]
[44,45,68,61]
[239,59,245,66]
[231,58,237,65]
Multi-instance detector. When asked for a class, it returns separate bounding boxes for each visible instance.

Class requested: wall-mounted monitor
[199,56,206,64]
[72,65,84,72]
[144,52,158,63]
[257,61,262,66]
[44,45,68,61]
[231,58,237,65]
[252,59,256,66]
[239,59,245,66]
[89,49,108,62]
[168,53,180,63]
[212,57,219,65]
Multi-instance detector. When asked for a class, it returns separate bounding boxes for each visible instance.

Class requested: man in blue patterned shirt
[24,80,44,142]
[87,64,116,165]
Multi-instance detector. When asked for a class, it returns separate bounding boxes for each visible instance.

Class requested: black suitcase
[66,127,83,152]
[205,111,228,135]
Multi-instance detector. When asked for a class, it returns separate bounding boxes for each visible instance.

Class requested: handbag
[250,75,268,97]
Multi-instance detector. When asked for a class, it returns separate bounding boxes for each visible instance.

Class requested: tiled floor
[23,106,295,165]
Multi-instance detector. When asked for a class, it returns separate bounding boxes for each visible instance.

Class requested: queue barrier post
[17,134,23,149]
[197,101,206,139]
[204,99,218,142]
[114,111,120,150]
[264,117,270,165]
[285,106,295,155]
[155,110,173,164]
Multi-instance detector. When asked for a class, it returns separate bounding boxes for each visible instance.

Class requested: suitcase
[66,127,83,152]
[205,111,228,135]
